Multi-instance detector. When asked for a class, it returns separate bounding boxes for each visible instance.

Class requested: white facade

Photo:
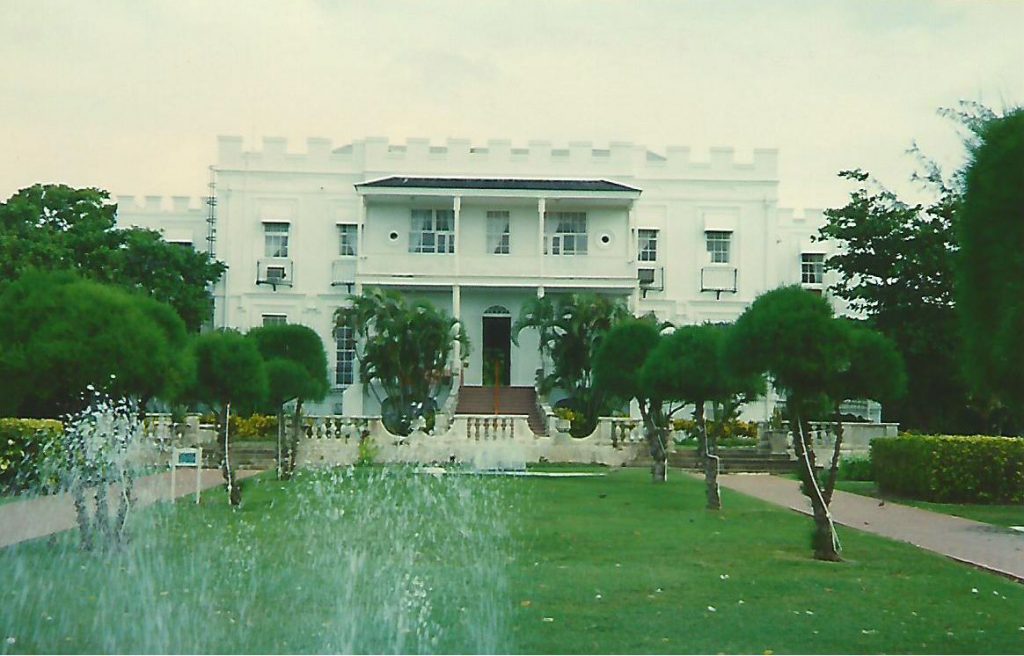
[117,136,834,417]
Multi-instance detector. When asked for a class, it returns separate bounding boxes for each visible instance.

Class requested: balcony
[256,259,293,290]
[701,265,737,299]
[637,266,664,297]
[331,258,358,291]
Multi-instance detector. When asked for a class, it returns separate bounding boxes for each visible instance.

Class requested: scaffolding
[205,166,217,256]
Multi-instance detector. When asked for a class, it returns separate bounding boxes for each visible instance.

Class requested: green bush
[872,435,1024,503]
[197,412,278,441]
[837,456,873,481]
[0,418,64,494]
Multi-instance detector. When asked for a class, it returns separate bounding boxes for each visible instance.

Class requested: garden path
[715,473,1024,582]
[0,469,263,549]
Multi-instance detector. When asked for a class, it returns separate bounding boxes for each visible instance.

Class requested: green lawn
[833,480,1024,528]
[1,467,1022,654]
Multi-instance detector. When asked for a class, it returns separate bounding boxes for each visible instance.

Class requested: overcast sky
[3,0,1021,209]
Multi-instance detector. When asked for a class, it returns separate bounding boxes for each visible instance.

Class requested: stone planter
[765,429,791,455]
[554,418,571,433]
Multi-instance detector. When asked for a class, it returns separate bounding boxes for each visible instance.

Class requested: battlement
[777,207,825,226]
[116,195,205,214]
[217,136,779,180]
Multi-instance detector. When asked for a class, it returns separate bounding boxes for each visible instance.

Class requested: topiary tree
[956,108,1024,422]
[727,286,849,560]
[335,289,467,436]
[593,317,668,482]
[247,324,329,478]
[821,320,906,504]
[190,329,267,506]
[641,324,764,508]
[0,270,190,418]
[514,293,630,437]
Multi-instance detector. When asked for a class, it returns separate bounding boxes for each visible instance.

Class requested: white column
[355,196,367,295]
[537,198,546,278]
[452,283,462,372]
[453,196,462,277]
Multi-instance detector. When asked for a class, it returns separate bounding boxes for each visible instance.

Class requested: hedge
[871,435,1024,503]
[0,418,64,494]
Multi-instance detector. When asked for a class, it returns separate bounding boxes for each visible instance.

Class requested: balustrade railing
[302,415,375,441]
[457,415,527,441]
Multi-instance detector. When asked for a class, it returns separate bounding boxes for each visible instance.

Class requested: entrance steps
[455,386,548,435]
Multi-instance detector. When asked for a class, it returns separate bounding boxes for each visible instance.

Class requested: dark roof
[356,176,641,193]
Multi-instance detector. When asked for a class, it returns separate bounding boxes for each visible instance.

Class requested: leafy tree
[593,318,668,482]
[821,320,906,504]
[247,324,329,478]
[0,184,226,331]
[956,108,1024,420]
[641,324,764,508]
[190,329,268,506]
[0,271,190,418]
[514,293,630,437]
[727,286,848,561]
[335,289,467,436]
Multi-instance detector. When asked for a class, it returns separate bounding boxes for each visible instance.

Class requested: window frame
[638,228,659,262]
[337,223,358,257]
[335,323,356,387]
[261,313,287,327]
[801,252,825,285]
[705,230,732,264]
[263,222,290,258]
[409,209,456,254]
[545,211,588,256]
[486,210,511,255]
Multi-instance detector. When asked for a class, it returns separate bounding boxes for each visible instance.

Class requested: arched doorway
[482,305,511,386]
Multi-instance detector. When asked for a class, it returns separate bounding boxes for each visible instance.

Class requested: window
[638,229,658,262]
[706,231,731,264]
[409,209,455,254]
[545,211,587,255]
[262,314,287,327]
[338,224,357,256]
[264,222,289,258]
[486,211,510,255]
[801,253,825,285]
[335,324,356,386]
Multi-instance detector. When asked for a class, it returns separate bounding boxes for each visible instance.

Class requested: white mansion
[118,136,835,421]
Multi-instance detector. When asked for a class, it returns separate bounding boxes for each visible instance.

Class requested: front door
[482,315,511,386]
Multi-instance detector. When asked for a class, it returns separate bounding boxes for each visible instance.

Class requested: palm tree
[335,289,468,436]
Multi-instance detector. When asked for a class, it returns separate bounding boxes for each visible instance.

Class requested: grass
[2,467,1023,653]
[833,480,1024,528]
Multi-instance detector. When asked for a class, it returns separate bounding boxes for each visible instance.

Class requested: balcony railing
[700,265,737,299]
[256,259,293,290]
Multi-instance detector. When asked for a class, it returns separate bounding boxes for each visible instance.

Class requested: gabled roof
[355,176,641,193]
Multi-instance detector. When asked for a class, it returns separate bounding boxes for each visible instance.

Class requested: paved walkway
[715,473,1024,582]
[0,469,263,549]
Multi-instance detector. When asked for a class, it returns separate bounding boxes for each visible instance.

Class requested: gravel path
[0,469,263,549]
[715,473,1024,582]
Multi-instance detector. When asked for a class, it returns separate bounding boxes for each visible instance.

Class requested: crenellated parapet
[116,195,205,214]
[216,136,779,180]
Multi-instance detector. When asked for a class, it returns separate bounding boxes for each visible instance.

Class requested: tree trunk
[823,404,845,506]
[791,410,841,561]
[285,399,303,479]
[276,407,285,480]
[220,403,241,507]
[699,403,721,510]
[640,402,667,483]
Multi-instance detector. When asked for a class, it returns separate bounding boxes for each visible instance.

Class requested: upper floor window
[338,224,358,256]
[410,209,455,254]
[486,211,510,255]
[262,314,287,327]
[545,211,587,255]
[335,324,356,386]
[706,230,731,264]
[801,253,825,285]
[264,222,290,258]
[638,229,658,262]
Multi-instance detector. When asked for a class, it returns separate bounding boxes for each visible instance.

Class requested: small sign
[176,450,198,466]
[171,447,202,504]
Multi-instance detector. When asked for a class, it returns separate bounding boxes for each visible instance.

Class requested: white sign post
[171,447,202,504]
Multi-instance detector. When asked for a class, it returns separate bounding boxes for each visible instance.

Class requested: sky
[2,0,1022,210]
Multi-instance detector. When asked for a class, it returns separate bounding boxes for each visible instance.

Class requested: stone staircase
[455,386,548,435]
[632,447,798,474]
